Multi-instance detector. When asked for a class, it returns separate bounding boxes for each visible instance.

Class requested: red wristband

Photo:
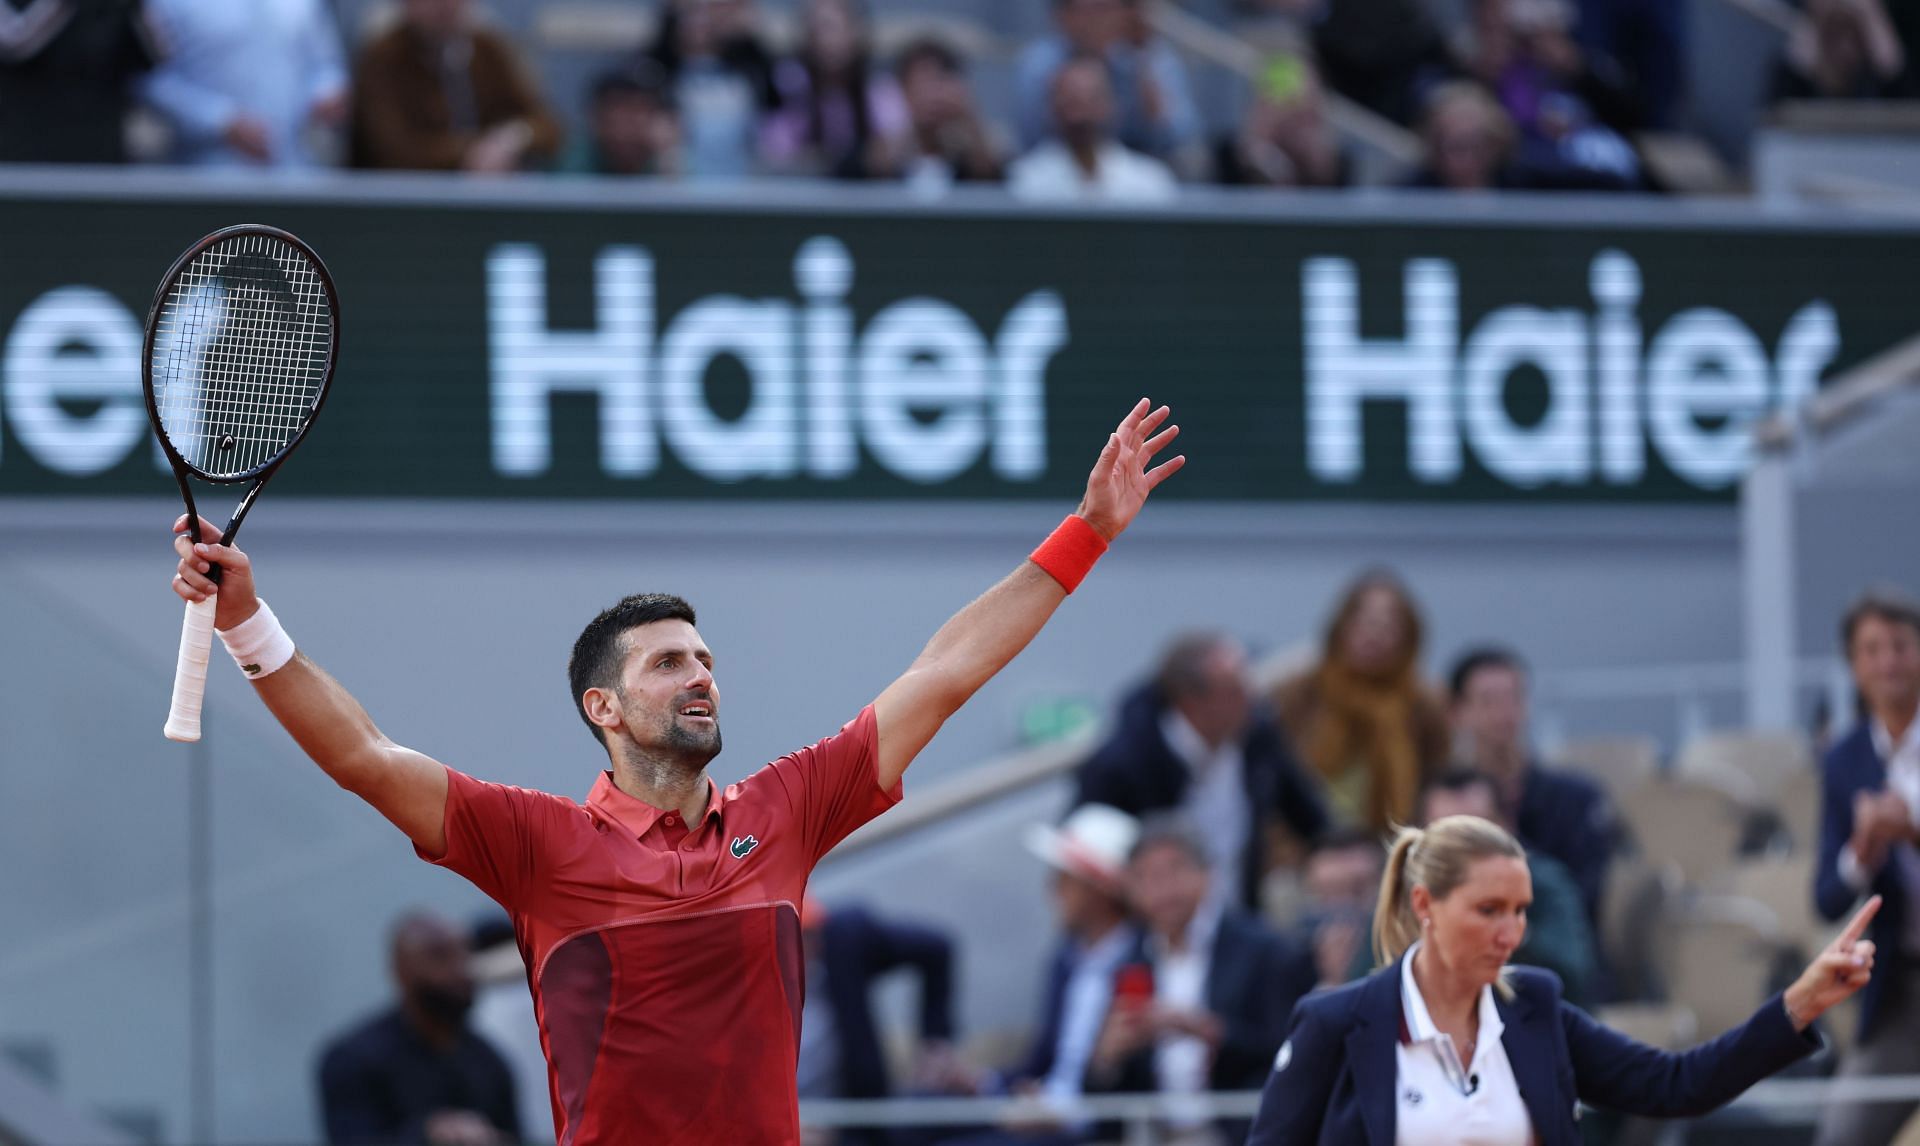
[1030,514,1109,594]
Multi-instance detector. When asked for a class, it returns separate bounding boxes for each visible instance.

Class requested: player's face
[1419,854,1530,988]
[614,620,722,765]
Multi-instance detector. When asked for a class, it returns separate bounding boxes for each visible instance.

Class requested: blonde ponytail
[1370,815,1526,967]
[1372,826,1424,966]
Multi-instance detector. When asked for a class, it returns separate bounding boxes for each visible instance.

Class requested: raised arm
[171,517,450,854]
[871,399,1184,790]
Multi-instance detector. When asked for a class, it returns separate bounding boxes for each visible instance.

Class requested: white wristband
[216,599,296,679]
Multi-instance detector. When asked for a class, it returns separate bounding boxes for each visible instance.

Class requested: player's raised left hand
[1077,398,1185,541]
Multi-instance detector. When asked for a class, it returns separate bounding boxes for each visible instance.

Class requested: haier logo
[1302,251,1839,489]
[488,237,1068,485]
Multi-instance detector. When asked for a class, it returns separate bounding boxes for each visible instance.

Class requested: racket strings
[152,232,333,479]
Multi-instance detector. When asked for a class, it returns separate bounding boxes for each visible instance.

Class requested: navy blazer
[1076,684,1330,911]
[817,906,955,1104]
[1245,959,1819,1146]
[1514,764,1614,928]
[1814,722,1913,1043]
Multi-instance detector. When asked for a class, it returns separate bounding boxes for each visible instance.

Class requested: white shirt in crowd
[1394,942,1532,1146]
[1160,709,1250,909]
[1151,897,1223,1133]
[1045,923,1136,1111]
[1839,717,1920,954]
[1007,140,1178,203]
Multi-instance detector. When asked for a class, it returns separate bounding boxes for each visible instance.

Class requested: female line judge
[1246,815,1879,1146]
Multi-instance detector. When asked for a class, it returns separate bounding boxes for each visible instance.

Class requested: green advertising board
[0,177,1909,502]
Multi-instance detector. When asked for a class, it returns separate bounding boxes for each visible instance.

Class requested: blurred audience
[1309,0,1456,125]
[1272,571,1450,834]
[763,0,908,179]
[798,898,972,1145]
[0,0,158,164]
[1418,768,1598,1004]
[1014,0,1201,167]
[1214,53,1351,189]
[1008,54,1177,202]
[645,0,779,179]
[1459,0,1643,190]
[1448,647,1614,929]
[559,62,681,177]
[1574,0,1687,128]
[350,0,560,172]
[141,0,347,168]
[318,910,519,1146]
[1085,816,1312,1144]
[1292,828,1387,988]
[465,915,547,1145]
[1773,0,1908,102]
[895,37,1006,191]
[1074,632,1328,913]
[1813,588,1920,1146]
[1406,80,1519,190]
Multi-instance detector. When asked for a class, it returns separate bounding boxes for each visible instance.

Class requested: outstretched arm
[171,517,450,854]
[871,399,1185,789]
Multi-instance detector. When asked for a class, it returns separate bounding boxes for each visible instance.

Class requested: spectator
[1310,0,1456,125]
[762,0,908,179]
[1271,571,1450,834]
[141,0,346,168]
[1773,0,1908,102]
[645,0,779,180]
[1575,0,1687,128]
[1008,55,1177,202]
[797,897,969,1146]
[1014,0,1201,165]
[894,37,1006,190]
[1405,80,1519,190]
[1418,768,1598,1004]
[0,0,159,163]
[559,62,681,177]
[1214,52,1351,188]
[1074,632,1329,913]
[1293,828,1387,988]
[318,911,519,1146]
[350,0,560,172]
[466,914,547,1145]
[1086,816,1314,1143]
[1448,647,1614,929]
[1459,0,1643,190]
[1813,588,1920,1146]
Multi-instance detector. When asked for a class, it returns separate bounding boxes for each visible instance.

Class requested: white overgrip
[163,595,218,742]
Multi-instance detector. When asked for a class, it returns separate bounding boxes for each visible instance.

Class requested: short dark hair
[1448,646,1528,702]
[568,593,697,746]
[1155,631,1236,701]
[1130,812,1211,869]
[1841,587,1920,656]
[1419,767,1509,824]
[894,36,963,81]
[591,60,674,110]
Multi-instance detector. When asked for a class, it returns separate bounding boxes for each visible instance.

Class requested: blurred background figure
[1416,768,1599,1004]
[1406,79,1518,189]
[0,0,158,164]
[1008,54,1176,201]
[1272,571,1450,833]
[140,0,347,169]
[1574,0,1686,128]
[762,0,907,179]
[1448,647,1614,930]
[644,0,778,180]
[1014,0,1199,168]
[894,37,1005,191]
[1773,0,1909,102]
[1214,52,1351,188]
[317,911,519,1146]
[466,915,547,1146]
[1308,0,1455,125]
[350,0,559,173]
[1290,828,1387,988]
[1074,632,1327,914]
[1085,816,1311,1146]
[1813,589,1920,1146]
[558,61,682,177]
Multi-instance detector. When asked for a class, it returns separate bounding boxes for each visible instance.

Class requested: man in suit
[1448,647,1615,930]
[1088,815,1313,1143]
[1814,588,1920,1146]
[1075,632,1329,913]
[797,898,963,1145]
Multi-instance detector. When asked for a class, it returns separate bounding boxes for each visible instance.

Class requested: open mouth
[678,703,715,722]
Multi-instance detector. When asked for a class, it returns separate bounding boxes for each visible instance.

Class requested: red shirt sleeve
[764,705,901,863]
[415,766,573,910]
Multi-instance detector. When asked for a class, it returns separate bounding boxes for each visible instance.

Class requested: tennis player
[169,399,1183,1146]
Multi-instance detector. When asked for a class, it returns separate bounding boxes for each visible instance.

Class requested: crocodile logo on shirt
[730,834,760,860]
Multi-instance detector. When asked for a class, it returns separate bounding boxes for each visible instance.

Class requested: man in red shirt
[169,400,1184,1146]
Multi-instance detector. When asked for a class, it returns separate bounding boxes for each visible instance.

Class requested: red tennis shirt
[417,705,898,1146]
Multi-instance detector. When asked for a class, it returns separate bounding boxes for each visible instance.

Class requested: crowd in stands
[306,572,1920,1145]
[6,0,1920,197]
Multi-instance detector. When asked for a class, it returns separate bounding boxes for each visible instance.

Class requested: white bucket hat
[1024,803,1141,893]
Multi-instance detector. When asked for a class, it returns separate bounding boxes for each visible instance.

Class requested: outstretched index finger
[1839,895,1882,947]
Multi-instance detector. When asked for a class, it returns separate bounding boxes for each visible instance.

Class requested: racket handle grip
[164,595,218,742]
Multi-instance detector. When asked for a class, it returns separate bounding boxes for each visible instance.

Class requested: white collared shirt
[1007,140,1179,202]
[1151,901,1223,1129]
[1395,944,1533,1146]
[1160,709,1251,908]
[1837,718,1920,954]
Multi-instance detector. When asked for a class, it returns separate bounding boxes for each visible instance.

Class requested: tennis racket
[143,225,341,742]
